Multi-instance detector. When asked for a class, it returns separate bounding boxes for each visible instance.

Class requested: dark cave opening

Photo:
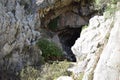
[46,12,84,62]
[58,27,82,62]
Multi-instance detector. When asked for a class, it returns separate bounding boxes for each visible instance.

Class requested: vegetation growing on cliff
[95,0,118,5]
[37,38,64,61]
[20,61,71,80]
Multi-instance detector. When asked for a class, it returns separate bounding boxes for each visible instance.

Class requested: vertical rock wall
[94,3,120,80]
[0,0,92,73]
[70,2,120,80]
[0,0,41,72]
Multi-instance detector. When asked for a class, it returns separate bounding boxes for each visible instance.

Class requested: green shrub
[36,38,63,61]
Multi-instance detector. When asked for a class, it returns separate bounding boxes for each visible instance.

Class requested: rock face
[58,12,89,28]
[1,0,120,80]
[57,76,73,80]
[0,0,91,76]
[0,0,92,73]
[0,0,41,73]
[70,2,120,80]
[93,3,120,80]
[38,0,94,28]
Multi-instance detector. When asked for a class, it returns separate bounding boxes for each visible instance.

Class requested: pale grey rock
[93,7,120,80]
[71,14,114,80]
[36,0,56,8]
[58,12,88,28]
[3,43,15,54]
[0,0,41,72]
[52,34,62,49]
[57,76,73,80]
[72,15,112,61]
[15,3,24,20]
[69,3,120,80]
[36,0,44,5]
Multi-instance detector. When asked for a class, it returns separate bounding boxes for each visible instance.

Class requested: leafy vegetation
[36,38,63,61]
[20,66,40,80]
[95,0,118,5]
[20,61,71,80]
[82,25,88,30]
[40,61,71,80]
[104,3,116,19]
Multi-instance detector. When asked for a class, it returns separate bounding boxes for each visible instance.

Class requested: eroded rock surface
[58,12,89,28]
[94,3,120,80]
[0,0,41,74]
[57,76,73,80]
[69,2,120,80]
[1,0,120,80]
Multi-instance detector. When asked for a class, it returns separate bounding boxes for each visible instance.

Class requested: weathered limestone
[0,0,89,74]
[0,0,41,72]
[57,76,73,80]
[69,2,120,80]
[1,0,120,80]
[58,12,88,28]
[93,3,120,80]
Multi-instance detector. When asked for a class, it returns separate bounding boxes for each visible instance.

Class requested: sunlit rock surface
[94,3,120,80]
[70,2,120,80]
[57,76,73,80]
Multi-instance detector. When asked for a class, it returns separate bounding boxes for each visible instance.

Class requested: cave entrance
[44,11,87,62]
[58,27,82,62]
[45,12,86,62]
[41,0,92,62]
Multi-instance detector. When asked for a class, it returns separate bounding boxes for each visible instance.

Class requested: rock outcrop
[57,76,73,80]
[0,0,91,77]
[70,2,120,80]
[0,0,93,73]
[1,0,120,80]
[93,3,120,80]
[0,0,41,74]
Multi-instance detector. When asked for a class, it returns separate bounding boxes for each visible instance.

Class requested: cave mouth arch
[58,27,82,62]
[43,11,89,62]
[44,10,88,62]
[40,0,97,62]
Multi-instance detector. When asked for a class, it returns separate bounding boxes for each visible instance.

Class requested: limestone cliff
[0,0,120,80]
[70,2,120,80]
[0,0,41,77]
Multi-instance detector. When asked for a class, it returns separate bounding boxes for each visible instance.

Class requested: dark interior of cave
[45,10,84,62]
[58,27,82,62]
[45,11,84,62]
